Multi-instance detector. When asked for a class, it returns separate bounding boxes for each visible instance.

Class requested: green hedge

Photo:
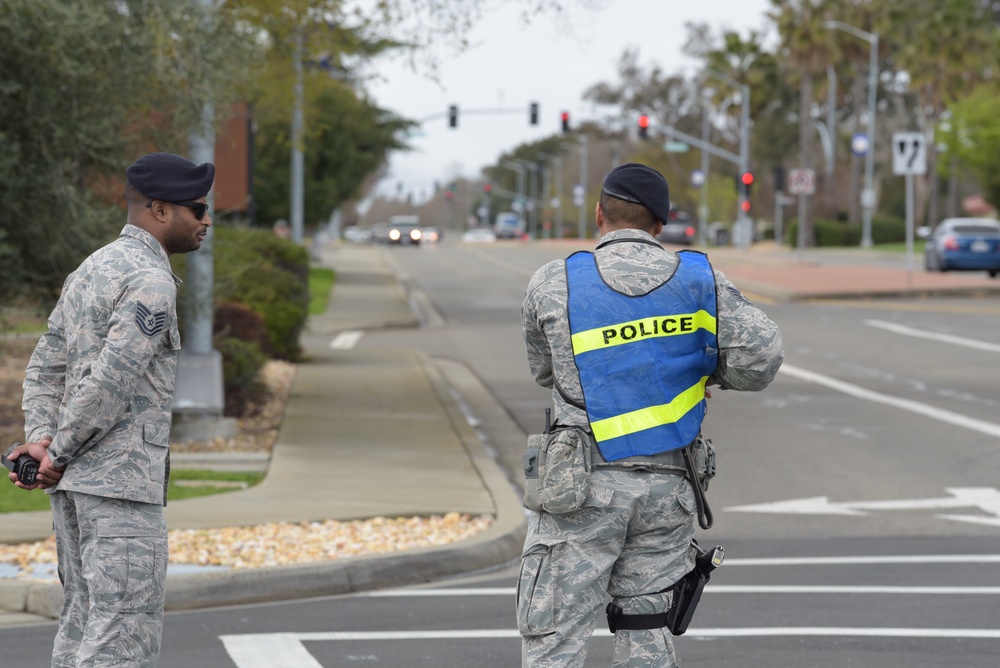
[782,216,906,247]
[173,226,310,362]
[172,226,310,416]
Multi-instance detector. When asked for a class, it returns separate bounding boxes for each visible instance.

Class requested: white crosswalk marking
[330,330,364,349]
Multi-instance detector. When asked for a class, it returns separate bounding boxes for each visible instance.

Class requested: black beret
[601,163,671,224]
[126,152,215,202]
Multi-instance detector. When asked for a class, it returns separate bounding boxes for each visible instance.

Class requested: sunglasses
[146,200,209,221]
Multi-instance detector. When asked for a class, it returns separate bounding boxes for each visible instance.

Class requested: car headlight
[389,229,401,241]
[411,229,422,241]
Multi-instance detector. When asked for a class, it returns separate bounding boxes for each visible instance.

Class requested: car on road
[461,227,497,243]
[342,226,373,244]
[656,210,697,245]
[386,215,423,245]
[924,218,1000,277]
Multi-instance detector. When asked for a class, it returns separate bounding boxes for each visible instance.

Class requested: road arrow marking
[727,487,1000,526]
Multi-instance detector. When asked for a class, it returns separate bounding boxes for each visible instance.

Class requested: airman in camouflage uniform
[11,152,214,668]
[518,163,783,667]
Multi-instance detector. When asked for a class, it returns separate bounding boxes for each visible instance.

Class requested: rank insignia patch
[726,285,753,305]
[136,302,167,337]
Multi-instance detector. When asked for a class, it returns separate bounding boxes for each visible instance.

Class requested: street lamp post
[826,20,879,248]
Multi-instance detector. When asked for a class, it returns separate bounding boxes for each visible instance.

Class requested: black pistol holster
[606,543,724,636]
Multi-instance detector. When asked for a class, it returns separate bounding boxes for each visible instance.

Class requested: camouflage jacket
[522,228,784,438]
[22,224,182,505]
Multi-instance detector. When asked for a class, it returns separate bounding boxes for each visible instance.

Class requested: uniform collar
[596,228,659,249]
[120,224,181,284]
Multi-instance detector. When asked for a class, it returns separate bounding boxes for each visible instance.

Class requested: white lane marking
[724,554,1000,566]
[221,625,1000,664]
[866,319,1000,353]
[221,632,323,668]
[778,363,1000,439]
[330,330,363,349]
[365,584,1000,597]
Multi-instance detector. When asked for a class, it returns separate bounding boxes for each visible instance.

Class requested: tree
[887,0,998,227]
[939,84,1000,213]
[0,0,255,301]
[769,0,837,246]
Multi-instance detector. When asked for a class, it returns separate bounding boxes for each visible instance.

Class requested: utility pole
[173,0,232,440]
[290,25,305,245]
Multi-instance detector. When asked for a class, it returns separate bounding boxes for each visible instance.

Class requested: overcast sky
[362,0,773,201]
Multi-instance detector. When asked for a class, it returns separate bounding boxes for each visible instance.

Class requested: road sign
[893,132,927,175]
[664,141,689,153]
[788,168,815,195]
[850,132,870,156]
[572,184,585,207]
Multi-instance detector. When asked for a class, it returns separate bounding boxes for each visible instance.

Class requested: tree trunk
[946,158,959,220]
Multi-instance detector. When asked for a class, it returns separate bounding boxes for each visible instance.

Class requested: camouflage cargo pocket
[516,537,563,636]
[94,520,168,614]
[522,427,592,515]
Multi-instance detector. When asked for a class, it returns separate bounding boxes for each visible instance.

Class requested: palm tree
[770,0,837,246]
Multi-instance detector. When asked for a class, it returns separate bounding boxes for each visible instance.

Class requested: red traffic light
[740,200,752,212]
[561,111,570,133]
[638,115,650,129]
[740,172,754,186]
[483,182,492,193]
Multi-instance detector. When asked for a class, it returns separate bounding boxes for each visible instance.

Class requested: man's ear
[147,200,171,222]
[652,221,664,237]
[595,202,605,231]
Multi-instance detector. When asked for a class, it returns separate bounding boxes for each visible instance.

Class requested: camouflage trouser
[517,468,697,668]
[50,490,168,668]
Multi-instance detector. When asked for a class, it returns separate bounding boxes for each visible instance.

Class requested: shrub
[783,216,906,247]
[173,226,309,361]
[215,336,267,417]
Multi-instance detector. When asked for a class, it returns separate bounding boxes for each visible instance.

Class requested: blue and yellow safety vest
[566,249,719,461]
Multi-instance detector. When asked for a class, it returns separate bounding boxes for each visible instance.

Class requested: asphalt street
[3,238,1000,667]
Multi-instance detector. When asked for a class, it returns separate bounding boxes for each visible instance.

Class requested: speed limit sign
[788,168,815,195]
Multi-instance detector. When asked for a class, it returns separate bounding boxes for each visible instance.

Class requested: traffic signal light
[740,171,754,193]
[448,105,458,128]
[530,102,539,126]
[561,111,570,133]
[638,115,650,140]
[740,199,752,213]
[483,182,492,194]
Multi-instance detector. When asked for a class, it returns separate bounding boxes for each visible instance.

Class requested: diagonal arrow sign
[727,488,1000,526]
[907,139,922,168]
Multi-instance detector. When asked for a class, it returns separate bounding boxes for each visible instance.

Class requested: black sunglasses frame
[146,199,209,221]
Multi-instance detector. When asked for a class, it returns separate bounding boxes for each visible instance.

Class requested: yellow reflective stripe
[571,310,717,354]
[590,377,708,443]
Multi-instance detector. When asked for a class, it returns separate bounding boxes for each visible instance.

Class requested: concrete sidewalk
[0,243,528,624]
[2,238,997,627]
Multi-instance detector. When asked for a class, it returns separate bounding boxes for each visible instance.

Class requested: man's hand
[6,439,64,490]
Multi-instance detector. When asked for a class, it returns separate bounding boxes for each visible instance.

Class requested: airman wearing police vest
[518,163,783,667]
[10,152,215,668]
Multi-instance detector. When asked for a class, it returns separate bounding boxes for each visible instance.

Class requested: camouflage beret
[601,162,671,224]
[126,152,215,202]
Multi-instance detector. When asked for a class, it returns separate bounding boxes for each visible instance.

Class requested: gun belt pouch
[605,603,670,633]
[522,427,592,515]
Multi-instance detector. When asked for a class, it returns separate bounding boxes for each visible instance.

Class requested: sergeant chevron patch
[136,302,167,337]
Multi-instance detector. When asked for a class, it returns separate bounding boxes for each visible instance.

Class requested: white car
[461,228,496,243]
[342,226,373,244]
